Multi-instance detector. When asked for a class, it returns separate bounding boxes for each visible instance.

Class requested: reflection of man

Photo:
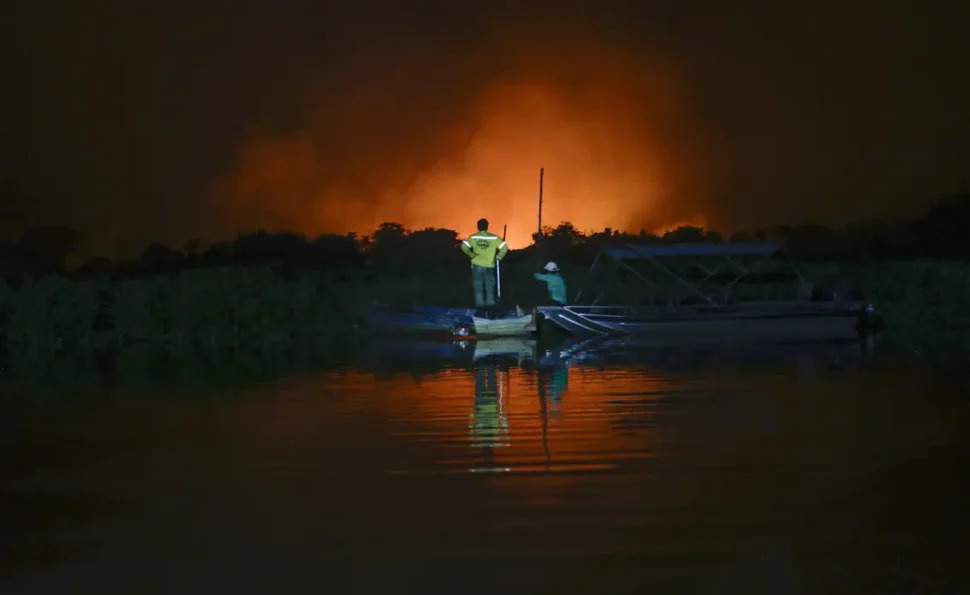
[536,363,568,467]
[537,364,568,419]
[470,364,510,459]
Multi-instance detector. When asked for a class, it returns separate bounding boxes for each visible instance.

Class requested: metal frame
[573,241,788,306]
[535,241,865,339]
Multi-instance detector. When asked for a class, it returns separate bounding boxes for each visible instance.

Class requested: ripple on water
[4,339,967,593]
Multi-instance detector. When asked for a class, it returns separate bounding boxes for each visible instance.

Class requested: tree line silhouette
[2,192,970,356]
[2,192,969,283]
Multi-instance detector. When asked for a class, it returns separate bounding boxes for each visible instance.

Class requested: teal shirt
[534,272,567,304]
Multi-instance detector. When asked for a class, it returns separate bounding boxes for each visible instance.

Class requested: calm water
[2,337,968,594]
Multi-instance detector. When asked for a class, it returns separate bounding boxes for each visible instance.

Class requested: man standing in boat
[461,218,508,318]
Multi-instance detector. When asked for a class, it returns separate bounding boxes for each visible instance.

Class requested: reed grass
[838,260,970,351]
[1,266,366,353]
[2,259,969,357]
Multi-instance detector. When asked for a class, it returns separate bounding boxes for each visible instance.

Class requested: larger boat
[536,241,881,343]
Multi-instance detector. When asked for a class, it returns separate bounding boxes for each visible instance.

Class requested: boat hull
[362,337,538,367]
[367,306,536,337]
[467,314,537,337]
[536,302,868,344]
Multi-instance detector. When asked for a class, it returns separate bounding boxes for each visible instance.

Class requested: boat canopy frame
[573,241,804,306]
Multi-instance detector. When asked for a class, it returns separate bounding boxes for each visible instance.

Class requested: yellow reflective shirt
[461,231,508,268]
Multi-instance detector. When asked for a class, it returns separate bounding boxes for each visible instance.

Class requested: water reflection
[470,363,510,465]
[537,362,567,414]
[467,356,570,473]
[2,335,968,593]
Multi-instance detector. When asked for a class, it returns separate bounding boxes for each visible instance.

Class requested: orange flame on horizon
[211,50,712,249]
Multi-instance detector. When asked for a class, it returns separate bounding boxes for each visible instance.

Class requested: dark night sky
[2,0,968,256]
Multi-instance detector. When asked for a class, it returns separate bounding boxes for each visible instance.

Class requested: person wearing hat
[533,261,567,305]
[460,218,508,317]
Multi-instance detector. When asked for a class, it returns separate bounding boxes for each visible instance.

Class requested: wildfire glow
[230,364,678,495]
[211,45,713,248]
[655,216,710,236]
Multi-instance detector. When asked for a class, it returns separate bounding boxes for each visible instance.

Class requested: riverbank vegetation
[2,193,970,356]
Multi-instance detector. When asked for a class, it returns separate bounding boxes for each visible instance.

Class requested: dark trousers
[535,295,566,307]
[472,264,496,307]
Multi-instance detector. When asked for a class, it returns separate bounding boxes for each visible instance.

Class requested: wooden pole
[497,223,507,300]
[537,167,544,240]
[536,167,544,269]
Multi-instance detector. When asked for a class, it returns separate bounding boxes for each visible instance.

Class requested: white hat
[543,261,559,272]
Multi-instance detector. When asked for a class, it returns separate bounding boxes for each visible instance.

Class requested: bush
[1,257,968,356]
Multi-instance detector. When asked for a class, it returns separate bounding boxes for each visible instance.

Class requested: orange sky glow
[211,44,716,249]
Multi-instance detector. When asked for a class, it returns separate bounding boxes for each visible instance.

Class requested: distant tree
[372,222,407,244]
[661,225,708,243]
[404,227,465,272]
[307,233,363,269]
[535,222,590,266]
[136,242,185,275]
[233,230,308,266]
[15,225,85,276]
[0,178,30,239]
[72,256,115,280]
[914,192,970,258]
[368,222,409,269]
[841,217,917,259]
[0,239,23,278]
[183,239,203,256]
[775,225,847,261]
[585,228,621,247]
[199,241,234,268]
[548,222,585,244]
[182,239,205,269]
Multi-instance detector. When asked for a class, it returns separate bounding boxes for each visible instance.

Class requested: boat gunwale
[536,300,867,337]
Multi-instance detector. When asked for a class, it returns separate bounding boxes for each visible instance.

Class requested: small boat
[465,337,537,361]
[536,241,883,343]
[366,305,537,337]
[360,336,538,368]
